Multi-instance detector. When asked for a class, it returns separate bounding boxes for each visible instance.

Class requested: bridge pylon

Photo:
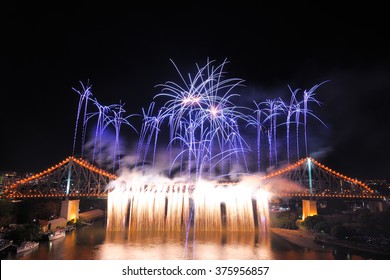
[302,199,317,220]
[60,199,80,221]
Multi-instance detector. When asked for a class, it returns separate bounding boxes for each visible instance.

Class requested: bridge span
[1,156,383,200]
[1,156,385,222]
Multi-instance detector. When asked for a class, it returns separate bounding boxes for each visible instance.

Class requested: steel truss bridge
[2,156,117,199]
[262,157,382,200]
[1,156,383,200]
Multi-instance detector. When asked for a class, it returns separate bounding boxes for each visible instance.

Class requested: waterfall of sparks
[165,183,189,231]
[193,180,223,231]
[223,184,256,231]
[106,186,129,231]
[107,176,270,234]
[255,188,270,233]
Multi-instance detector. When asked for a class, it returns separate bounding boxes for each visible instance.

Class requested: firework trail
[72,81,93,156]
[154,58,248,181]
[281,85,300,164]
[295,102,301,161]
[248,101,267,172]
[87,99,116,164]
[302,80,329,156]
[260,98,283,167]
[141,103,164,170]
[106,102,138,171]
[136,102,155,168]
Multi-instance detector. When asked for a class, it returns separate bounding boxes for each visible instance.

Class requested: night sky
[2,3,390,180]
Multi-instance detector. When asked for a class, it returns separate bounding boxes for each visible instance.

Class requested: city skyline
[2,4,390,180]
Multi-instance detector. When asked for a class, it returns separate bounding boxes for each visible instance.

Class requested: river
[1,219,385,260]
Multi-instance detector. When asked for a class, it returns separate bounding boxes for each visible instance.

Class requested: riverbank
[314,233,390,257]
[271,227,390,258]
[271,228,325,251]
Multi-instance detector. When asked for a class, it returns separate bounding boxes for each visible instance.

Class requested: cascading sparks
[106,176,270,233]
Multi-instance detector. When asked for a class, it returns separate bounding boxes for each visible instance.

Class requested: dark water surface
[2,220,384,260]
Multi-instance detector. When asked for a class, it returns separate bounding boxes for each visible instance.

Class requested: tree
[271,211,299,229]
[301,215,323,230]
[313,221,332,234]
[5,223,42,243]
[23,223,42,241]
[330,225,353,240]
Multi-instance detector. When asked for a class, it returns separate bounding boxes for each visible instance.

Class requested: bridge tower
[60,162,80,222]
[302,158,317,220]
[302,200,317,220]
[60,199,80,221]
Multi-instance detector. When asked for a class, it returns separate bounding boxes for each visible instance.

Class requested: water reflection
[99,230,273,260]
[2,220,375,260]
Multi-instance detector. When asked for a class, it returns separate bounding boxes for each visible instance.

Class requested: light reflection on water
[2,220,370,260]
[99,229,274,260]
